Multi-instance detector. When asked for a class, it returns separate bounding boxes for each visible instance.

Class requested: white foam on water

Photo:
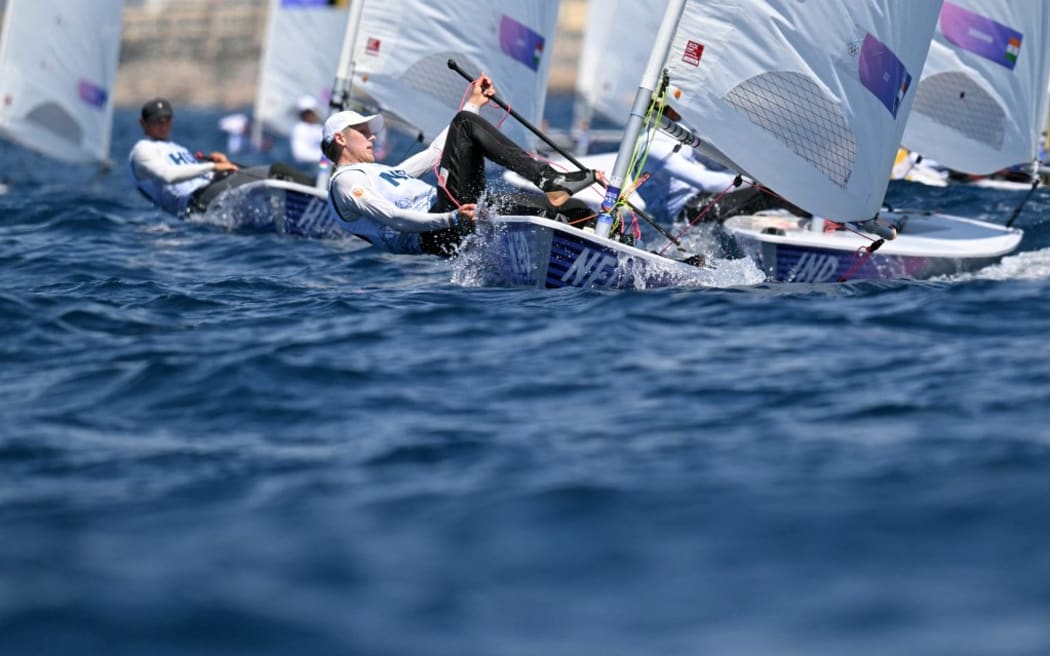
[696,254,767,287]
[142,222,175,234]
[950,248,1050,282]
[193,185,274,232]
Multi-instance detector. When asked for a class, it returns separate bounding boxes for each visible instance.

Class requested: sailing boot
[538,167,597,206]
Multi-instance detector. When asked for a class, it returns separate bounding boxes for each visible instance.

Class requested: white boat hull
[966,177,1036,192]
[205,179,347,240]
[472,215,711,290]
[723,210,1022,282]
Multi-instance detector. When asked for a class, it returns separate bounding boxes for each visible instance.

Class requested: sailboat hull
[966,178,1036,192]
[206,180,346,240]
[723,210,1022,282]
[473,215,710,290]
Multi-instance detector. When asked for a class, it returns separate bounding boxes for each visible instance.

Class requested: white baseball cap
[296,95,319,112]
[322,110,385,143]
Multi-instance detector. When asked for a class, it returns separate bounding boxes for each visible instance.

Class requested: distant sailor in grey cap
[128,97,314,217]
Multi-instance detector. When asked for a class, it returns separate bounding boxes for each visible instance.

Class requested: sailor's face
[341,124,376,164]
[141,115,173,140]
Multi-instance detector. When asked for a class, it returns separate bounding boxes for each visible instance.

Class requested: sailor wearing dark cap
[128,97,239,216]
[129,97,314,216]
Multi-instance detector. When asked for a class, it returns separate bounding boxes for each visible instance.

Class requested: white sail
[348,1,559,146]
[665,0,942,221]
[901,1,1050,174]
[253,0,350,140]
[0,0,123,165]
[576,0,661,127]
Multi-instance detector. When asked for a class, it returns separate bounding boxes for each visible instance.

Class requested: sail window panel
[389,52,478,107]
[910,71,1005,149]
[25,102,84,148]
[725,72,856,188]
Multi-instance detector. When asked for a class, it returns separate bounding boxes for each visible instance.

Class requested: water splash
[958,247,1050,281]
[452,205,766,290]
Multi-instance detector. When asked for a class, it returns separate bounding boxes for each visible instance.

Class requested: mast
[328,0,367,115]
[594,0,687,238]
[251,0,281,149]
[316,0,366,188]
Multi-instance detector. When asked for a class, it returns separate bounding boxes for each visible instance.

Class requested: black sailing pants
[429,111,549,212]
[188,163,314,213]
[420,111,590,257]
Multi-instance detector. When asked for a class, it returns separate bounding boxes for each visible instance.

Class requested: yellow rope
[610,83,669,234]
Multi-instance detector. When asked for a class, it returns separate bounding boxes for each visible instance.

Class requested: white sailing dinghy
[475,0,946,288]
[226,0,559,240]
[714,0,1031,282]
[469,0,736,289]
[213,0,350,239]
[0,0,122,167]
[901,1,1050,193]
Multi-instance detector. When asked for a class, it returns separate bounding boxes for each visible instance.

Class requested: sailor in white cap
[323,73,597,256]
[290,95,323,171]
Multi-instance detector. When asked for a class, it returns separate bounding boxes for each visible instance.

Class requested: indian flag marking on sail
[940,1,1023,70]
[499,16,545,72]
[682,41,704,67]
[77,80,107,109]
[1005,37,1021,65]
[858,34,910,118]
[533,41,544,70]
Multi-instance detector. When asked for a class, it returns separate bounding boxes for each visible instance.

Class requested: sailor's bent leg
[189,166,269,211]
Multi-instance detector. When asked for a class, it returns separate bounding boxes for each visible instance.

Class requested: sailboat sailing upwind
[476,0,1021,288]
[664,0,943,222]
[0,0,123,167]
[901,1,1050,175]
[719,0,1037,282]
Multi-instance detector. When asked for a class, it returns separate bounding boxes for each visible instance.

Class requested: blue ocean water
[2,99,1050,655]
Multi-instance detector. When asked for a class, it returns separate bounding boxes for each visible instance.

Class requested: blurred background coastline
[114,0,586,108]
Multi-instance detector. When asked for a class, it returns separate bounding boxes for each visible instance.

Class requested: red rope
[433,162,463,210]
[837,239,885,282]
[832,220,887,281]
[459,80,511,130]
